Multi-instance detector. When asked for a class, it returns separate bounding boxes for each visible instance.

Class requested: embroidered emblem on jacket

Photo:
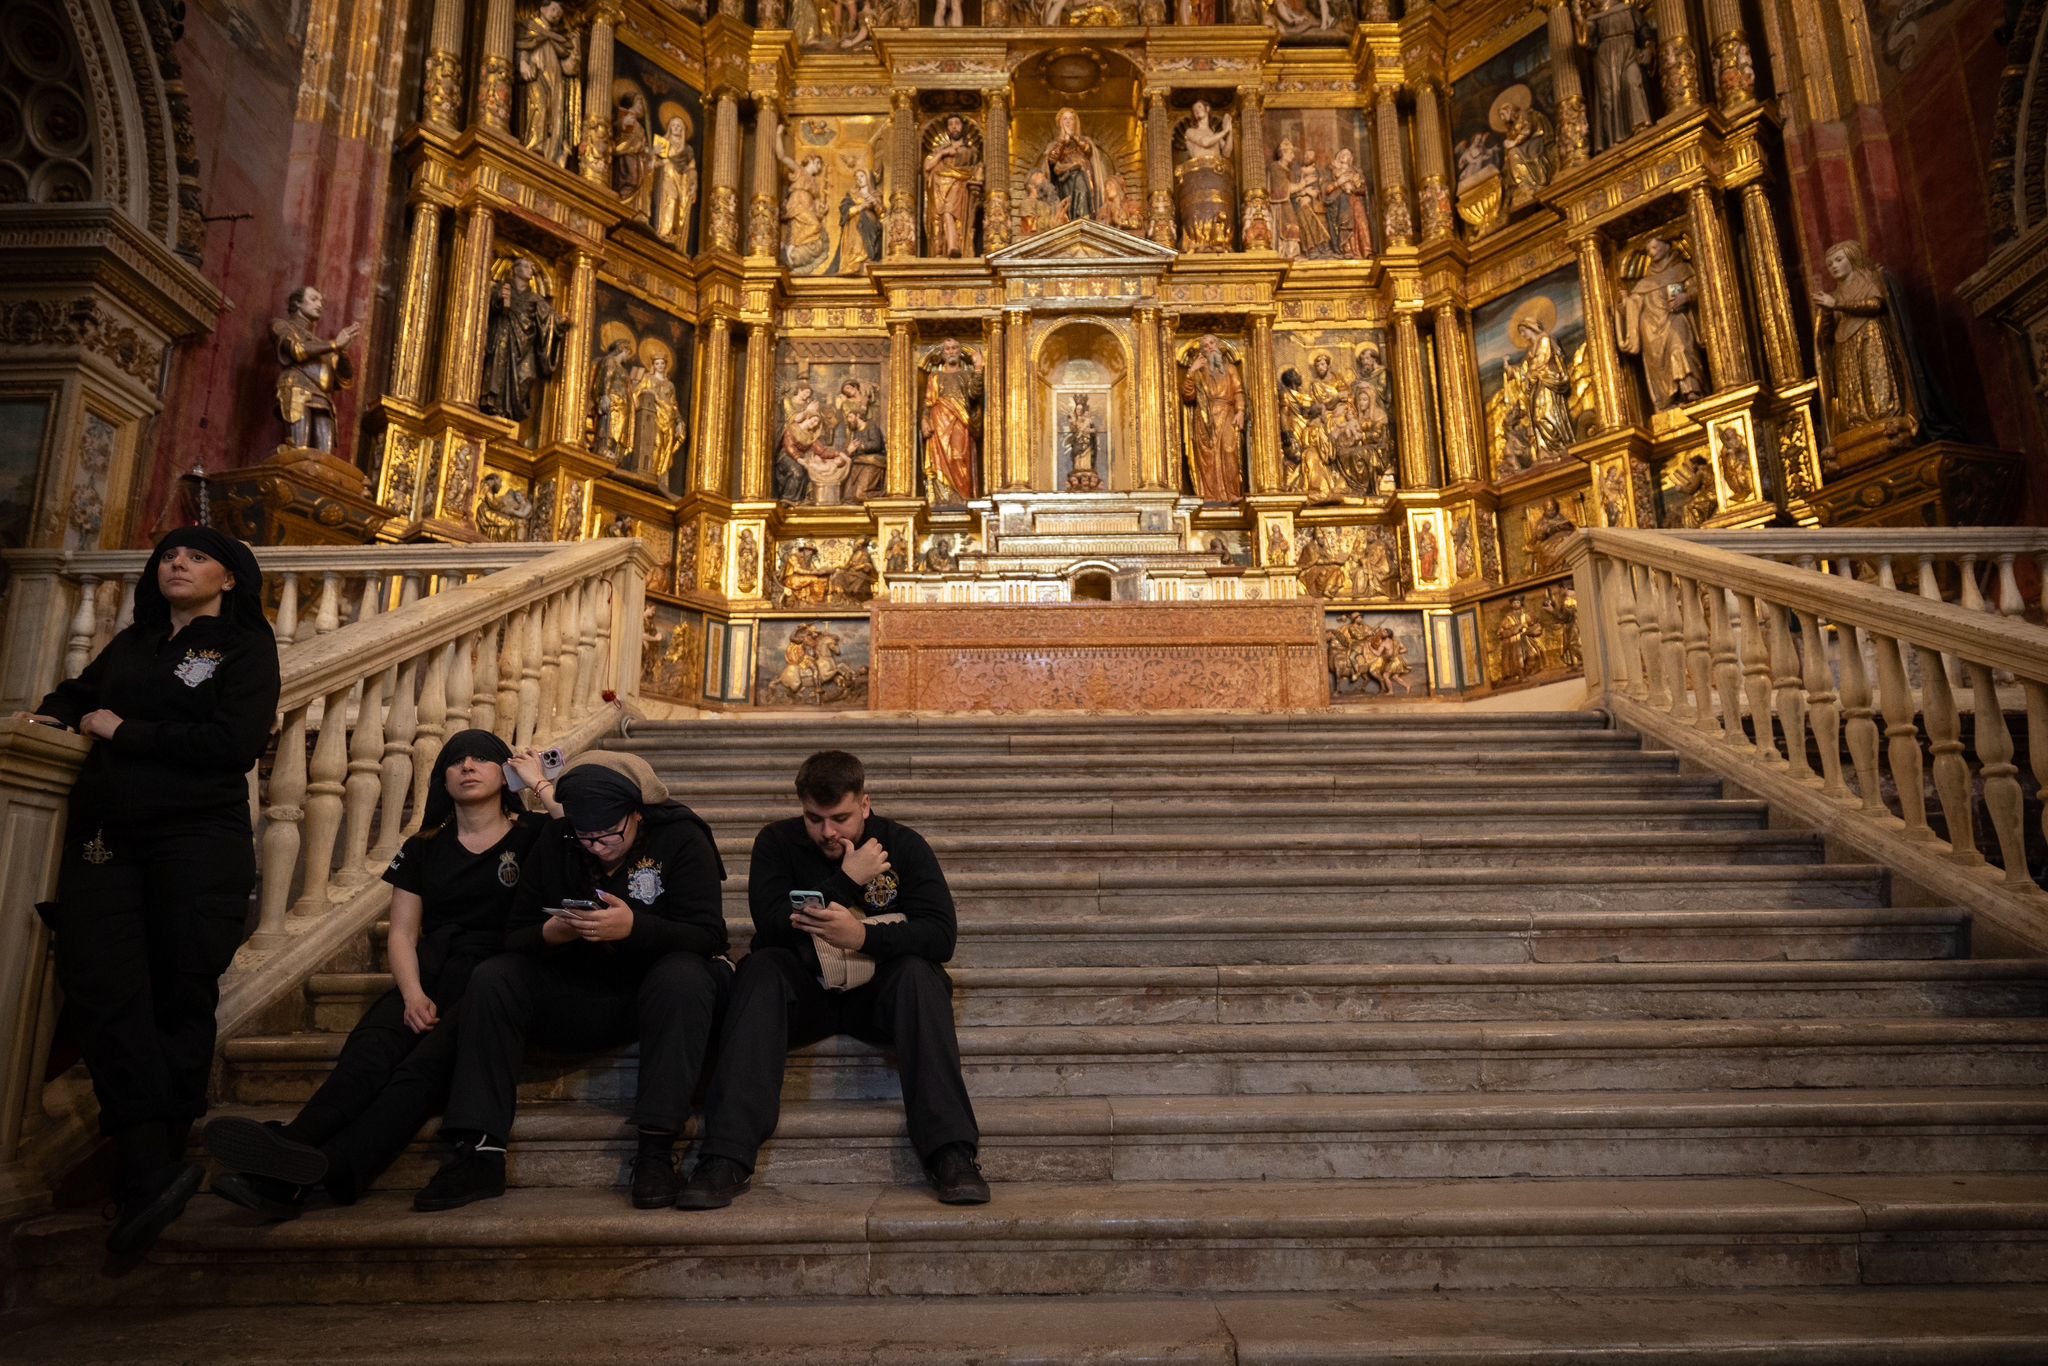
[863,870,899,910]
[81,829,113,865]
[386,847,406,875]
[173,649,223,687]
[497,850,521,888]
[626,858,664,904]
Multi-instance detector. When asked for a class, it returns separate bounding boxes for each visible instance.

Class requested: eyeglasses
[570,820,630,849]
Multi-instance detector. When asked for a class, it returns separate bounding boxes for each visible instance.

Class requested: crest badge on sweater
[497,850,521,887]
[174,649,223,687]
[626,858,664,904]
[863,870,899,911]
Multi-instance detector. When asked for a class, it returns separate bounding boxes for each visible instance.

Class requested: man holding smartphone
[677,749,985,1209]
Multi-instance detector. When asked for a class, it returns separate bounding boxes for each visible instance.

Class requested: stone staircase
[8,710,2048,1361]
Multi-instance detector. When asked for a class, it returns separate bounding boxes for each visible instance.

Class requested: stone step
[9,1287,2048,1364]
[197,1088,2048,1191]
[626,729,1650,758]
[306,959,2048,1033]
[651,749,1687,779]
[16,1174,2048,1307]
[217,1016,2048,1106]
[625,710,1614,737]
[641,773,1733,803]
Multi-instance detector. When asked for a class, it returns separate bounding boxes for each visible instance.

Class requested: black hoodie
[38,529,282,828]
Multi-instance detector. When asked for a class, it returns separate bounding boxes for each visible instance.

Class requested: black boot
[675,1154,751,1210]
[926,1142,989,1206]
[204,1115,330,1186]
[106,1123,204,1254]
[413,1139,506,1212]
[629,1130,681,1209]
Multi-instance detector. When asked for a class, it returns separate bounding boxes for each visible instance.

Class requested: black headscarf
[134,527,270,636]
[556,764,644,833]
[417,728,517,835]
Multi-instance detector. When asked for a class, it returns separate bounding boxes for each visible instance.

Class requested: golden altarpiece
[353,0,2014,709]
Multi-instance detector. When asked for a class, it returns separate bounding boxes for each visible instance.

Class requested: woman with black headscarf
[201,730,561,1219]
[22,528,280,1254]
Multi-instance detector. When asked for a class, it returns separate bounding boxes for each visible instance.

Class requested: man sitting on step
[412,751,731,1212]
[677,749,987,1209]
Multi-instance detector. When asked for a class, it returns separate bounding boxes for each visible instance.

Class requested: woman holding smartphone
[23,528,280,1254]
[203,730,562,1218]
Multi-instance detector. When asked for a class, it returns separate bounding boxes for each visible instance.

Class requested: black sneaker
[105,1162,205,1254]
[412,1147,506,1212]
[212,1169,308,1221]
[926,1143,989,1205]
[203,1116,329,1187]
[630,1150,680,1209]
[675,1155,751,1210]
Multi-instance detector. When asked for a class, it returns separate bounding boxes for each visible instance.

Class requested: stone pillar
[1686,182,1753,390]
[1652,0,1702,113]
[388,202,444,404]
[1705,0,1757,109]
[694,316,735,495]
[1160,313,1183,490]
[888,90,919,258]
[439,204,495,407]
[1246,314,1282,494]
[1412,79,1453,243]
[420,0,466,132]
[748,95,781,260]
[1239,90,1271,250]
[1741,183,1802,388]
[708,94,742,253]
[1374,87,1414,249]
[984,91,1011,251]
[1548,0,1589,170]
[1573,232,1633,432]
[887,319,916,494]
[985,311,1007,487]
[1002,309,1031,488]
[1392,308,1436,488]
[739,321,776,499]
[1434,303,1484,483]
[556,252,598,446]
[1135,305,1166,490]
[578,2,621,186]
[476,0,515,134]
[1145,91,1176,249]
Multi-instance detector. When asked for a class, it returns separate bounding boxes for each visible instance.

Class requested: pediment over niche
[987,218,1178,272]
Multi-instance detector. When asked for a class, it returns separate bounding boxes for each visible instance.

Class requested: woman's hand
[507,750,546,789]
[568,890,636,943]
[79,710,123,740]
[401,990,439,1034]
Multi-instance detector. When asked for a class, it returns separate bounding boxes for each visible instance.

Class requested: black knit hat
[135,527,270,636]
[416,728,517,835]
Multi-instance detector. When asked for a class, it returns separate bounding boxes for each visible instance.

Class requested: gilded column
[475,0,515,134]
[985,311,1007,486]
[439,204,495,407]
[708,94,742,253]
[1573,232,1632,431]
[1247,314,1282,494]
[1412,80,1453,243]
[1002,309,1031,488]
[1135,305,1166,490]
[1160,314,1183,489]
[887,319,915,494]
[1686,182,1753,390]
[748,95,781,260]
[1548,0,1589,169]
[739,322,776,499]
[579,2,621,186]
[388,202,444,404]
[419,0,466,132]
[1705,0,1757,109]
[1740,183,1801,388]
[1652,0,1702,113]
[694,316,735,495]
[1391,308,1436,488]
[1433,304,1483,483]
[1374,87,1414,249]
[1145,91,1175,249]
[556,252,598,446]
[888,90,919,258]
[984,91,1011,251]
[1239,90,1272,249]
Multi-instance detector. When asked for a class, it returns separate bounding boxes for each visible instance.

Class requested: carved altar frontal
[869,600,1328,713]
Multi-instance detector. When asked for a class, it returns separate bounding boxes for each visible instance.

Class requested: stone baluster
[1373,87,1413,248]
[695,317,736,496]
[440,205,496,407]
[749,94,782,259]
[709,94,743,253]
[580,3,620,184]
[1967,661,2027,882]
[476,0,516,133]
[272,575,301,650]
[740,321,778,500]
[258,709,309,941]
[1734,594,1773,760]
[1872,633,1931,838]
[1794,605,1845,797]
[115,575,137,634]
[1703,0,1755,108]
[1631,567,1669,706]
[597,573,622,693]
[420,0,466,131]
[412,640,450,820]
[985,91,1011,251]
[470,623,499,737]
[534,595,562,732]
[575,581,602,711]
[1996,553,2024,617]
[1652,0,1702,112]
[341,664,388,883]
[1601,558,1642,699]
[1659,572,1689,724]
[1391,310,1435,488]
[1412,79,1453,243]
[1686,184,1752,391]
[445,629,475,736]
[2031,684,2048,866]
[1680,577,1714,734]
[889,90,919,258]
[556,590,582,724]
[1913,641,1977,862]
[494,615,522,742]
[1739,185,1801,389]
[293,685,352,915]
[1957,555,1986,613]
[517,606,545,747]
[62,578,99,680]
[1706,586,1744,748]
[1145,91,1175,249]
[1547,0,1590,169]
[311,573,342,636]
[1829,562,1886,812]
[1764,601,1809,777]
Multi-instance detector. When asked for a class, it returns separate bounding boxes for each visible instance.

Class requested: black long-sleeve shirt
[503,806,728,982]
[37,614,281,828]
[747,813,956,969]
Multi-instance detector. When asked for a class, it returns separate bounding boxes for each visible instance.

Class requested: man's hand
[793,900,867,952]
[79,710,123,740]
[837,837,891,886]
[568,890,636,943]
[402,990,439,1034]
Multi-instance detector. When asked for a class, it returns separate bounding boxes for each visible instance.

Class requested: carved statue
[1415,519,1441,583]
[1277,367,1345,504]
[1615,235,1706,412]
[932,0,966,23]
[1671,451,1718,527]
[1020,171,1062,235]
[1504,299,1576,464]
[589,338,638,461]
[1523,497,1577,575]
[1180,334,1247,503]
[272,285,361,453]
[613,93,653,218]
[1266,0,1339,40]
[831,168,885,274]
[1062,394,1103,491]
[1495,592,1543,681]
[1812,239,1956,457]
[1297,534,1348,598]
[1041,107,1108,224]
[836,378,887,502]
[774,136,832,274]
[1102,174,1145,233]
[1175,100,1236,253]
[1716,423,1755,502]
[920,338,983,504]
[649,114,698,246]
[479,258,568,423]
[1540,583,1582,670]
[1275,142,1334,259]
[629,354,684,485]
[516,1,582,168]
[774,379,851,505]
[885,530,909,573]
[1577,0,1655,153]
[1344,344,1394,491]
[474,473,535,542]
[1320,148,1373,257]
[1491,84,1552,204]
[922,115,983,259]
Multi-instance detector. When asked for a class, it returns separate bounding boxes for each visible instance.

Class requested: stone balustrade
[1662,528,2048,622]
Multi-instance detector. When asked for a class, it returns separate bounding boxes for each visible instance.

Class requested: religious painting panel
[1294,523,1404,602]
[703,616,753,703]
[474,468,539,542]
[773,337,888,507]
[1273,328,1395,499]
[1480,580,1583,689]
[780,115,889,277]
[1500,488,1590,584]
[0,399,48,549]
[1324,609,1424,701]
[1473,265,1588,478]
[1406,507,1450,592]
[920,107,986,259]
[641,602,705,703]
[1265,107,1376,260]
[592,283,697,495]
[756,616,872,708]
[768,535,881,609]
[610,45,704,255]
[1264,0,1355,47]
[918,336,988,507]
[1450,25,1555,237]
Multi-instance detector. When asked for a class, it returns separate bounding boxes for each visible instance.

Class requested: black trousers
[46,816,254,1138]
[441,951,729,1140]
[698,947,979,1169]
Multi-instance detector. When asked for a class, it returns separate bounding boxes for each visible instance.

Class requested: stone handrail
[1658,528,2048,620]
[1571,528,2048,957]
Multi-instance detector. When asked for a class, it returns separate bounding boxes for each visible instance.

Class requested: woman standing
[203,732,560,1218]
[25,528,280,1254]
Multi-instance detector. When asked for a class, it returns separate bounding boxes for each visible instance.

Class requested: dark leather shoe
[105,1162,204,1254]
[413,1148,506,1212]
[630,1150,681,1209]
[926,1143,989,1205]
[212,1170,307,1221]
[204,1115,329,1186]
[675,1155,751,1210]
